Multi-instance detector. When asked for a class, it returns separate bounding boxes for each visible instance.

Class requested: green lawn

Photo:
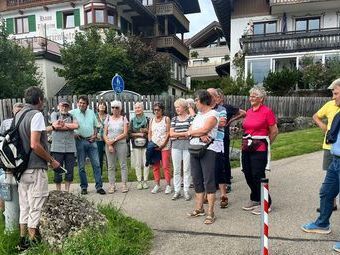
[230,127,324,168]
[0,205,153,255]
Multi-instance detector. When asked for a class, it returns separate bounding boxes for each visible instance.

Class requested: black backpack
[0,109,33,181]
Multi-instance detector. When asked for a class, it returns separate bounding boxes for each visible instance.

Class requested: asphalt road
[64,151,340,255]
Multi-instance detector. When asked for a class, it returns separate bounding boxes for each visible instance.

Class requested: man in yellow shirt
[313,78,340,212]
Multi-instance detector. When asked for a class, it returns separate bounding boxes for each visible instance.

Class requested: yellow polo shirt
[316,100,340,150]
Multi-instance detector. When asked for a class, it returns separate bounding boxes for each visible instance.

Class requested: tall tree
[57,28,171,95]
[0,22,40,98]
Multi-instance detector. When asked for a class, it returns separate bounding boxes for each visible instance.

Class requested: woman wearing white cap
[103,100,129,193]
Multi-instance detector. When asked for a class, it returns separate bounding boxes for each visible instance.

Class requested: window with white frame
[15,17,29,34]
[253,21,277,35]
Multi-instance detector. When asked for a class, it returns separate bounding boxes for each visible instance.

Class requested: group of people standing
[44,86,279,225]
[0,84,280,252]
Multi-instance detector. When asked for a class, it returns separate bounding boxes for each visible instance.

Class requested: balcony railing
[5,0,67,10]
[190,46,229,58]
[156,35,189,59]
[155,3,189,31]
[187,65,218,78]
[240,28,340,55]
[270,0,312,4]
[13,37,62,56]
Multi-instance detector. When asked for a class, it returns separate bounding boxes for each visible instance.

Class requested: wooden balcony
[240,28,340,56]
[156,35,189,60]
[4,0,70,11]
[14,36,62,56]
[269,0,339,14]
[155,3,189,32]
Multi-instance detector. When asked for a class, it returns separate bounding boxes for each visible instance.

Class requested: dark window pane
[266,22,276,33]
[254,23,264,35]
[87,11,92,24]
[95,10,104,23]
[108,11,115,24]
[309,18,320,30]
[296,20,307,31]
[65,13,74,28]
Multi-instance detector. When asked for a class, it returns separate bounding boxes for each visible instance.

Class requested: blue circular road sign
[111,74,125,94]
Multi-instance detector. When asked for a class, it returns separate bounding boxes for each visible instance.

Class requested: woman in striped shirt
[170,98,193,201]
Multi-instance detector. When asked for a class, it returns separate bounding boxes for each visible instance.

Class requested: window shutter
[28,15,36,32]
[6,18,14,34]
[56,11,63,29]
[74,9,80,27]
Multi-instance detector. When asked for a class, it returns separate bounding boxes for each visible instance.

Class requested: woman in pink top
[241,86,278,215]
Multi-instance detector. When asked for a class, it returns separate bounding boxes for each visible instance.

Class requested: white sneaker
[151,185,160,194]
[184,191,191,201]
[165,185,172,194]
[172,192,181,200]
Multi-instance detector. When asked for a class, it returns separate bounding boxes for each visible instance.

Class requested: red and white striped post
[261,178,269,255]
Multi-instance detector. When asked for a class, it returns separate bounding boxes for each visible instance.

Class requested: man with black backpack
[15,87,60,250]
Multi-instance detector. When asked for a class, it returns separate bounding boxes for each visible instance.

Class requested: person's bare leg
[219,184,227,198]
[65,182,71,192]
[28,228,36,240]
[20,224,27,237]
[56,183,61,191]
[195,192,204,210]
[207,192,216,215]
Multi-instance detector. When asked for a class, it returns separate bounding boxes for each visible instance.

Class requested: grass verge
[0,204,153,255]
[230,127,324,168]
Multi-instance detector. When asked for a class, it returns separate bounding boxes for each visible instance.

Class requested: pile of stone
[39,191,108,249]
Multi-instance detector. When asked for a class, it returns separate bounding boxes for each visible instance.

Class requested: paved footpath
[57,151,340,255]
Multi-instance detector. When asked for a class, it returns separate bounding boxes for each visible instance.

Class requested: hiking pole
[261,178,269,255]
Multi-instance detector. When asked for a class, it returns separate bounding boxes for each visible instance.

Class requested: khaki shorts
[18,169,48,228]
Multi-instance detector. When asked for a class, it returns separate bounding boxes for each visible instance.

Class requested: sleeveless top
[151,116,170,150]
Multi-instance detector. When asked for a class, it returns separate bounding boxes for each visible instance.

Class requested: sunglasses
[111,106,120,109]
[153,108,161,112]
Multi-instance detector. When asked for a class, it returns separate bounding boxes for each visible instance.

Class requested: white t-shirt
[31,112,46,131]
[190,110,218,151]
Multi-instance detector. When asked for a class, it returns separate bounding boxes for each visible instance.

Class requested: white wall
[36,59,65,98]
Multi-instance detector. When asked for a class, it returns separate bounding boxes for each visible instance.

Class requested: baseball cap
[58,99,71,106]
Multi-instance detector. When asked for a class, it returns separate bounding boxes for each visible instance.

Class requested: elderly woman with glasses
[241,86,278,215]
[103,100,129,193]
[148,102,171,194]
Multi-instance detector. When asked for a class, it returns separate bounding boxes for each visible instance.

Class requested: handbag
[133,137,147,147]
[188,138,214,158]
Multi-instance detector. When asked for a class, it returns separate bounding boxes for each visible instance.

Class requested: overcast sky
[185,0,218,39]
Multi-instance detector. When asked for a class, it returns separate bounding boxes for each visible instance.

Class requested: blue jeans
[76,139,103,190]
[315,156,340,227]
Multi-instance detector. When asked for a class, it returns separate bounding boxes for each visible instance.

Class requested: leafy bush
[264,68,300,95]
[221,75,254,95]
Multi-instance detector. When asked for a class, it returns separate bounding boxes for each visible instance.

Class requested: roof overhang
[186,21,224,48]
[178,0,200,14]
[117,0,156,21]
[211,0,233,45]
[215,61,230,77]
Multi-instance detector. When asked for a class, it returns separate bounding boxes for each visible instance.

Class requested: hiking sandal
[187,208,205,217]
[204,213,215,224]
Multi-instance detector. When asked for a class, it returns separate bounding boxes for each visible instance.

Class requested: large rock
[39,191,108,249]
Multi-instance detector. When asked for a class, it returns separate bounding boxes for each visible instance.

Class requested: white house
[212,0,340,84]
